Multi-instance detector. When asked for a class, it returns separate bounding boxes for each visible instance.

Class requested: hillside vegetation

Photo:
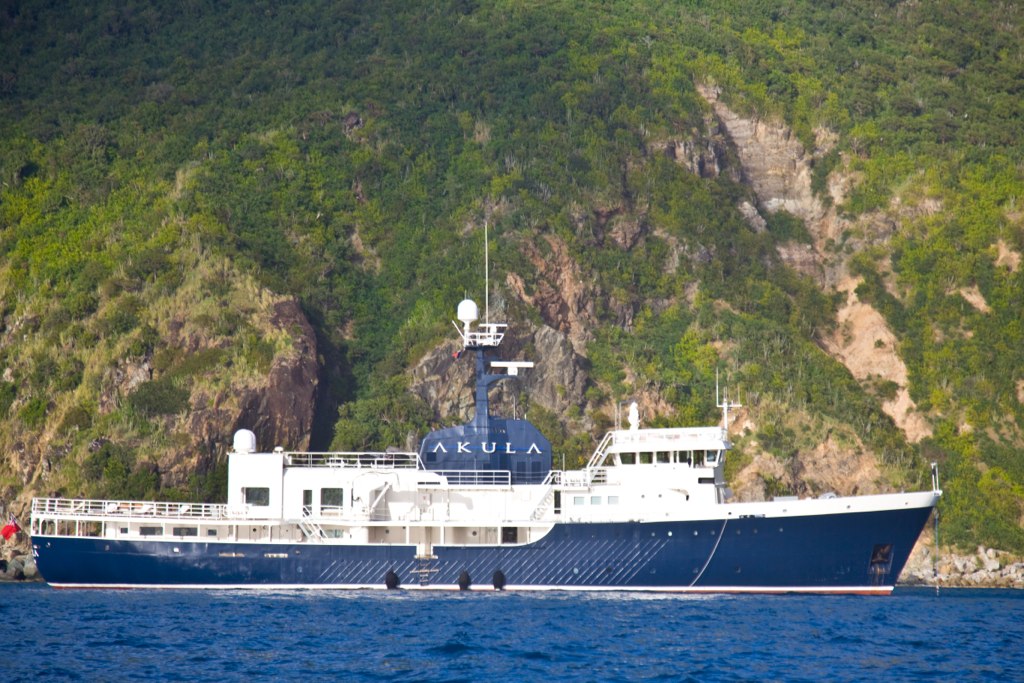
[1,0,1023,552]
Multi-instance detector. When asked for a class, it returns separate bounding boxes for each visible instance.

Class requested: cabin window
[321,488,344,509]
[591,496,601,505]
[501,527,518,544]
[656,452,670,464]
[608,496,620,505]
[574,496,585,505]
[139,526,162,536]
[172,527,198,537]
[706,450,719,465]
[243,487,270,506]
[639,453,652,465]
[620,453,636,465]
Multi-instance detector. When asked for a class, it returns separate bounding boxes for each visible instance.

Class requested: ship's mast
[716,368,742,433]
[484,219,489,325]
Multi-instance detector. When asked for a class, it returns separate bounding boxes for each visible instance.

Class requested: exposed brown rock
[821,278,932,443]
[505,233,597,356]
[995,239,1021,272]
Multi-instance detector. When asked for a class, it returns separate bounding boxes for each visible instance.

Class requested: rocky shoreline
[0,554,38,582]
[900,542,1024,589]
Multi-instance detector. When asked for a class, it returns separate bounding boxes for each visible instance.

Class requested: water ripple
[1,585,1022,681]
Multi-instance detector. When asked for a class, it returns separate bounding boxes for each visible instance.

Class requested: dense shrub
[128,379,190,417]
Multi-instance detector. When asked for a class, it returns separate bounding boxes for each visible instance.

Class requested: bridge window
[321,488,344,509]
[243,487,270,506]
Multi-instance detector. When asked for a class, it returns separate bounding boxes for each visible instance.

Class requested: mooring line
[690,518,728,587]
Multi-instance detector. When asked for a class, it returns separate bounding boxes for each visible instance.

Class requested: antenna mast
[716,367,742,432]
[484,219,489,325]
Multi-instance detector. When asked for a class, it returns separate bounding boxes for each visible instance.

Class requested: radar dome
[233,429,257,454]
[457,299,479,325]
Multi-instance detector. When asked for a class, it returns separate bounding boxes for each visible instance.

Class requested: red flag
[1,514,19,541]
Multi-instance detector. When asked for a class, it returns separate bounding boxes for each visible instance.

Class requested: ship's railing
[285,451,421,469]
[463,323,507,348]
[32,497,240,521]
[543,468,608,487]
[432,470,512,486]
[609,426,726,448]
[561,468,608,487]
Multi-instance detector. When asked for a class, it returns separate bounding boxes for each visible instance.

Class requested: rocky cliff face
[410,314,589,429]
[168,298,319,486]
[2,286,319,527]
[696,84,932,444]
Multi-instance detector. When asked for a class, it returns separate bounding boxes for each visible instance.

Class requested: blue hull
[33,506,932,592]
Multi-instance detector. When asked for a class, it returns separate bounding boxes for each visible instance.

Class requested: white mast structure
[716,367,742,433]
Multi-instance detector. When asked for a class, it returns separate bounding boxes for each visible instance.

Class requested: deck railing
[32,497,240,521]
[609,426,726,447]
[285,451,421,469]
[431,470,511,486]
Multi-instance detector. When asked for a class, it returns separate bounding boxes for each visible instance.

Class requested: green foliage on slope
[1,0,1022,550]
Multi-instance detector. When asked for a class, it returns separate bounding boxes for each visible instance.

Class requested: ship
[30,298,941,593]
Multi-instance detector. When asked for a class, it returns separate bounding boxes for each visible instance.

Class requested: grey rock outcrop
[900,542,1024,588]
[410,323,588,429]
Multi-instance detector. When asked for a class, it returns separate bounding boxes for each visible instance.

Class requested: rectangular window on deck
[321,488,344,509]
[139,526,162,536]
[172,527,198,537]
[608,496,620,505]
[574,496,585,505]
[243,487,270,506]
[591,496,601,505]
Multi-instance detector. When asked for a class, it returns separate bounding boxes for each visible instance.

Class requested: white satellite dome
[233,429,257,454]
[457,299,479,325]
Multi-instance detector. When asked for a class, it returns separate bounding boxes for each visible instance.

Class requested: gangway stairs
[298,518,327,541]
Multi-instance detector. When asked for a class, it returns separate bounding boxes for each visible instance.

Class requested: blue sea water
[0,584,1021,682]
